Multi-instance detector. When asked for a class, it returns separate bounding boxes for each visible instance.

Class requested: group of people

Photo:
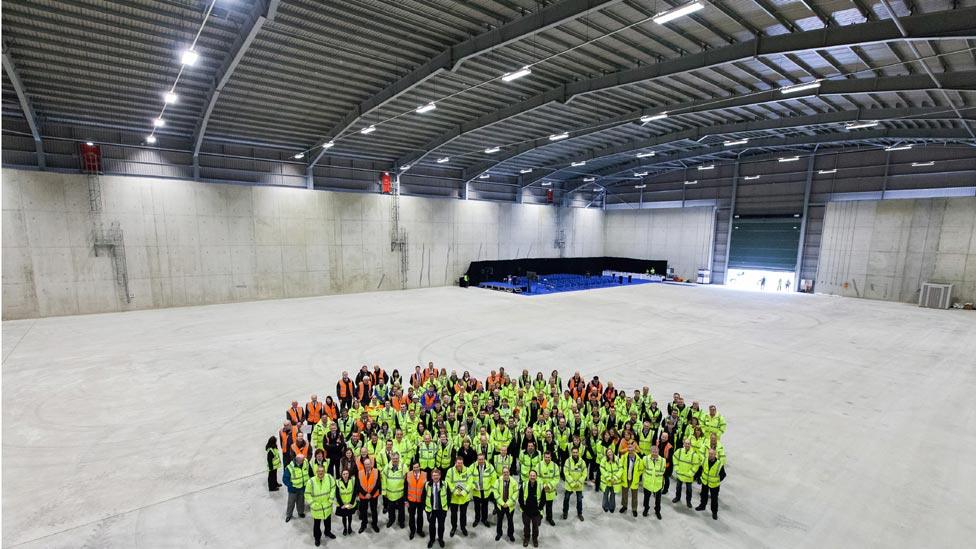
[266,364,728,547]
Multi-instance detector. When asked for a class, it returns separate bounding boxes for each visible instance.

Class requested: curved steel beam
[307,0,624,168]
[396,6,976,170]
[192,0,279,176]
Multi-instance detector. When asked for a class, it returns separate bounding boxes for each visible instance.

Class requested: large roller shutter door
[728,217,801,272]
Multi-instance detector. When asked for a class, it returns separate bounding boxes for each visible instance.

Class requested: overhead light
[400,165,411,171]
[744,175,761,180]
[818,169,837,174]
[885,144,912,151]
[911,161,935,167]
[652,2,705,25]
[322,141,335,149]
[583,177,596,182]
[85,141,94,146]
[640,112,668,123]
[698,165,714,171]
[780,80,821,95]
[846,121,879,130]
[416,102,437,114]
[636,152,655,158]
[436,157,450,163]
[146,135,157,144]
[549,132,570,141]
[181,49,199,66]
[634,171,648,177]
[484,146,501,154]
[541,182,552,187]
[479,173,490,179]
[793,214,801,218]
[684,180,698,185]
[571,161,586,167]
[361,125,376,135]
[778,156,800,162]
[724,139,748,146]
[153,117,166,128]
[635,184,647,189]
[294,153,305,159]
[519,168,533,174]
[164,91,178,104]
[501,66,532,82]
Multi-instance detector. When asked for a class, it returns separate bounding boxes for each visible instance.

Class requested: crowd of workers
[266,364,728,547]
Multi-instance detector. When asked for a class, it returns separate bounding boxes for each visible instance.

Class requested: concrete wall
[2,169,604,319]
[603,206,715,280]
[816,197,976,304]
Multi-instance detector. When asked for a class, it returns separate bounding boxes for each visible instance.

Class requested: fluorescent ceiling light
[85,141,94,146]
[164,91,178,104]
[744,175,761,180]
[780,80,821,95]
[698,165,714,171]
[520,168,533,174]
[640,112,668,123]
[571,161,586,167]
[484,146,501,154]
[793,214,801,218]
[322,141,335,149]
[146,135,157,144]
[911,161,934,167]
[635,184,647,189]
[153,117,165,127]
[361,125,376,134]
[778,156,800,162]
[724,138,748,146]
[181,49,199,66]
[636,152,655,158]
[416,102,436,114]
[436,157,450,163]
[400,165,411,171]
[479,173,490,179]
[549,132,570,141]
[846,121,879,130]
[583,177,596,182]
[501,66,532,82]
[885,144,912,151]
[818,169,837,174]
[294,153,305,159]
[653,2,704,25]
[684,180,698,185]
[634,171,648,177]
[541,182,552,186]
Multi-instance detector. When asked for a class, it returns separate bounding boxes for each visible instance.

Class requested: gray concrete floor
[2,284,975,548]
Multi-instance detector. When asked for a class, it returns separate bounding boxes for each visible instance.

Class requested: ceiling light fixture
[911,161,935,167]
[361,125,376,135]
[583,177,596,182]
[322,141,335,149]
[744,175,761,180]
[684,180,698,185]
[153,117,166,127]
[778,156,800,162]
[780,80,821,95]
[181,49,199,66]
[640,112,668,123]
[635,184,647,189]
[885,144,913,151]
[146,135,157,144]
[652,2,705,24]
[294,153,305,159]
[724,138,748,146]
[846,121,879,130]
[416,102,436,114]
[484,147,501,154]
[698,165,715,171]
[520,168,534,174]
[541,182,552,186]
[501,66,532,82]
[85,141,94,146]
[634,171,648,177]
[436,157,450,163]
[549,132,570,141]
[636,152,655,158]
[479,173,490,179]
[818,169,837,174]
[164,91,178,104]
[571,161,586,167]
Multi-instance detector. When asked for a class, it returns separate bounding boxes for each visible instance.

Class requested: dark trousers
[662,470,672,494]
[449,502,468,531]
[428,509,446,542]
[337,508,354,533]
[408,501,425,535]
[339,397,352,412]
[313,517,332,543]
[543,499,554,521]
[473,496,491,525]
[521,513,541,542]
[643,488,662,514]
[327,458,341,479]
[562,491,583,516]
[496,507,514,538]
[268,470,279,491]
[699,485,720,517]
[359,498,378,528]
[674,480,693,505]
[386,497,405,527]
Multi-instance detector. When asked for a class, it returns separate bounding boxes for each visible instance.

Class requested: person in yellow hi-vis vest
[671,439,703,508]
[446,457,472,537]
[641,445,667,519]
[537,452,559,526]
[305,465,336,546]
[695,448,726,520]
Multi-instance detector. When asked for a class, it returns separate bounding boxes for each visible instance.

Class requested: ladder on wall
[83,155,131,303]
[390,175,408,289]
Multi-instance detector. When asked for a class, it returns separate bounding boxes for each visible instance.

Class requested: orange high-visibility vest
[287,407,305,425]
[337,379,353,399]
[306,401,323,424]
[323,403,338,420]
[406,471,427,503]
[357,380,371,402]
[358,468,379,499]
[411,372,424,388]
[292,442,310,460]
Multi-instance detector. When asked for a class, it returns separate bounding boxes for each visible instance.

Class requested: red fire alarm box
[380,172,392,193]
[546,189,554,204]
[80,143,102,173]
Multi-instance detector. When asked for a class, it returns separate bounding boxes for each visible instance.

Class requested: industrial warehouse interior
[1,0,975,548]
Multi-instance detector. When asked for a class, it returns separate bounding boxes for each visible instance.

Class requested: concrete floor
[2,284,974,548]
